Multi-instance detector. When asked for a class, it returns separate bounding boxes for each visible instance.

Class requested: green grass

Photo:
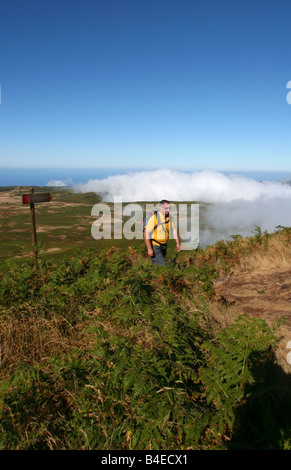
[1,187,291,450]
[0,187,196,268]
[0,228,291,449]
[0,187,103,266]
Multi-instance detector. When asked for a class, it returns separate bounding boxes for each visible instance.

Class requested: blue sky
[1,0,291,172]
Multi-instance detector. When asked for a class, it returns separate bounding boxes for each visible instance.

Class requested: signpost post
[22,188,53,270]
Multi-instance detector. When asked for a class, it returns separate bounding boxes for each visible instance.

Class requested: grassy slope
[0,187,103,265]
[0,187,291,450]
[0,187,206,268]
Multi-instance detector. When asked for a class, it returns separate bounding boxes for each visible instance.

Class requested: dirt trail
[214,268,291,323]
[214,263,291,371]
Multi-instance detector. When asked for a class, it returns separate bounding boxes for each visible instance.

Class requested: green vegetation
[1,226,291,450]
[0,187,208,268]
[0,187,104,267]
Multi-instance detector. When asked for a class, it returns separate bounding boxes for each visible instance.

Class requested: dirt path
[214,266,291,371]
[214,268,291,322]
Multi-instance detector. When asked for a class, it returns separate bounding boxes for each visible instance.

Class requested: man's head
[160,199,170,215]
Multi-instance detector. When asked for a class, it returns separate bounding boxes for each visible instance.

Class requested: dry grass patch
[238,233,291,273]
[0,306,78,379]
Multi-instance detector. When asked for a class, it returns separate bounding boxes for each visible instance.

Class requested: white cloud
[200,196,291,246]
[47,179,73,187]
[74,168,291,203]
[74,169,291,246]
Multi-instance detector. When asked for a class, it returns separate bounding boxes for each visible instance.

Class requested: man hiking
[144,199,181,265]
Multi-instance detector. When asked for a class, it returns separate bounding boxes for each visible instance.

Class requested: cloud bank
[47,178,73,187]
[74,169,291,246]
[74,169,291,202]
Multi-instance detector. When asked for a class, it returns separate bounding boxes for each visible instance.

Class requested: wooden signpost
[22,188,53,270]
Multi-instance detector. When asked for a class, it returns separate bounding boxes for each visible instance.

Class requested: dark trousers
[151,243,167,265]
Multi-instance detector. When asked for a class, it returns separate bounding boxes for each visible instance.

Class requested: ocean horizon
[1,166,291,187]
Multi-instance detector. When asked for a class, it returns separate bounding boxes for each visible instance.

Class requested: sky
[1,0,291,172]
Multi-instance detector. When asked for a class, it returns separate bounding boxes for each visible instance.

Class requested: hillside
[212,228,291,370]
[0,186,103,265]
[0,192,291,450]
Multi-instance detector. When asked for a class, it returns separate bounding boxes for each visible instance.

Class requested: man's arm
[144,214,155,257]
[173,227,181,252]
[144,229,154,257]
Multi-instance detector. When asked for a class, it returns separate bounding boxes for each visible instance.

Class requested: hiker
[143,199,181,265]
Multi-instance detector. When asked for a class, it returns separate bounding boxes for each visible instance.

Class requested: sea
[0,167,133,187]
[1,167,291,187]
